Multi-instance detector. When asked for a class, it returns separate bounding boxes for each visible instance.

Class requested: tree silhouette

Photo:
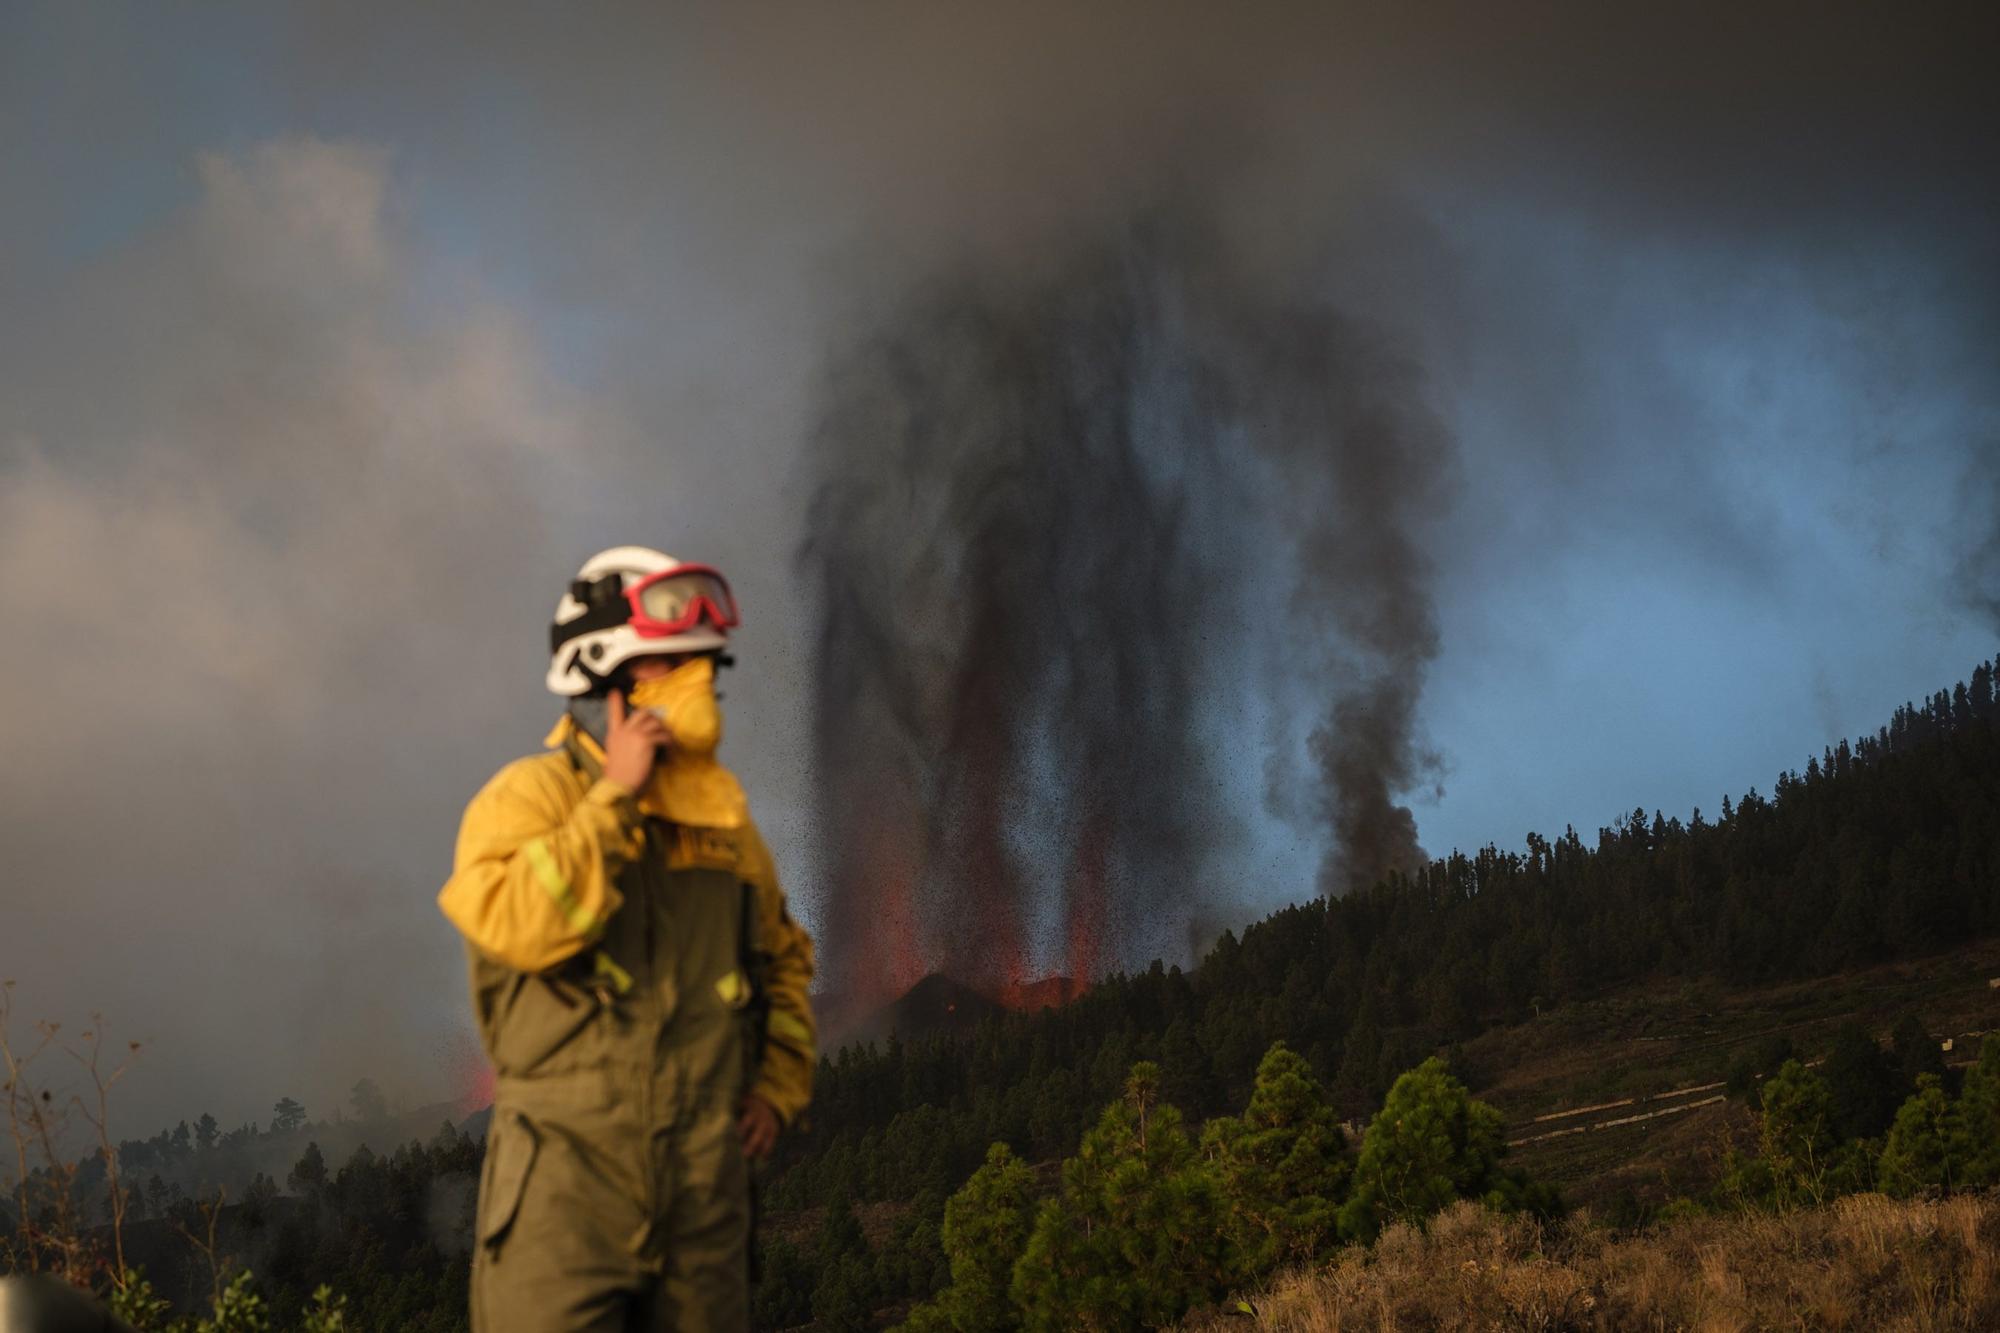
[810,1192,879,1332]
[288,1141,329,1197]
[1822,1022,1903,1142]
[1891,1015,1947,1088]
[349,1078,388,1124]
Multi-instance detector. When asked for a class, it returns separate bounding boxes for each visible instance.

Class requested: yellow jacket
[438,720,816,1125]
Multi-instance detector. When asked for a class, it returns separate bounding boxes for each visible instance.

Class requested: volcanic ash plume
[801,215,1453,1007]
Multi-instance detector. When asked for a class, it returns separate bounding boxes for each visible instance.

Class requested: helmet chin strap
[568,655,643,746]
[569,694,610,748]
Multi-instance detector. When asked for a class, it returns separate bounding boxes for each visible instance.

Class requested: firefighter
[439,546,816,1332]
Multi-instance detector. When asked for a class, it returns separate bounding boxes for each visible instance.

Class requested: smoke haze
[1,0,1994,1131]
[803,214,1455,1002]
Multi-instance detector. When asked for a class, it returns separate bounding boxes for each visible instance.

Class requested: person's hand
[737,1094,780,1160]
[603,688,670,790]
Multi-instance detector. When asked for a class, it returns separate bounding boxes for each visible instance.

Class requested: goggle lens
[633,569,737,630]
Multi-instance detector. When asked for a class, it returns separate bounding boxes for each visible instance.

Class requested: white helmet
[545,545,738,696]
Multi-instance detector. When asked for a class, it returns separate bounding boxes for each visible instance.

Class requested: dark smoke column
[800,213,1453,1010]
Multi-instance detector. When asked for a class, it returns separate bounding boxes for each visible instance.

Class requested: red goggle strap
[550,570,736,653]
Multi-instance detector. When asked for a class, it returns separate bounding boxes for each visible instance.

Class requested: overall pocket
[477,1109,540,1252]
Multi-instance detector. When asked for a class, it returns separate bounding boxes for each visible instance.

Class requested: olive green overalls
[466,733,773,1333]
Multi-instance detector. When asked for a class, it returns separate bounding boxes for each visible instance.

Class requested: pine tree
[874,1189,948,1307]
[1878,1074,1971,1195]
[1757,1060,1839,1207]
[1959,1035,2000,1185]
[1332,998,1384,1114]
[1822,1022,1902,1142]
[1200,1042,1351,1278]
[899,1144,1037,1333]
[1337,1056,1521,1242]
[1891,1015,1947,1088]
[1010,1063,1231,1332]
[349,1077,388,1123]
[752,1238,816,1331]
[1726,1035,1796,1104]
[288,1142,329,1197]
[811,1192,880,1332]
[1159,1018,1219,1115]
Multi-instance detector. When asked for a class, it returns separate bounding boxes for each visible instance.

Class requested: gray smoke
[4,0,1995,1133]
[801,210,1452,1001]
[1960,468,2000,634]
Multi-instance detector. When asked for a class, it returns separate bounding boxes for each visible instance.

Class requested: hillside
[745,936,2000,1328]
[1458,935,2000,1214]
[772,656,2000,1211]
[747,654,2000,1326]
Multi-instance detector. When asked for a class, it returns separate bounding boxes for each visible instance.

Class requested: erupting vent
[802,212,1450,1011]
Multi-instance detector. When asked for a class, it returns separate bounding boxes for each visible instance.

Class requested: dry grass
[1183,1193,2000,1332]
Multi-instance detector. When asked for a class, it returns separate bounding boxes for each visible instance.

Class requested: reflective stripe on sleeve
[767,1009,813,1053]
[523,836,604,936]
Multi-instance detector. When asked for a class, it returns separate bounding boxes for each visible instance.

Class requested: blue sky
[3,1,1993,1130]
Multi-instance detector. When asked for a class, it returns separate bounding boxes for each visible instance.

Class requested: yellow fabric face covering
[546,657,749,829]
[623,656,748,828]
[628,655,723,754]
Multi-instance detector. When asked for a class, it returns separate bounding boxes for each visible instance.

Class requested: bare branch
[64,1014,143,1289]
